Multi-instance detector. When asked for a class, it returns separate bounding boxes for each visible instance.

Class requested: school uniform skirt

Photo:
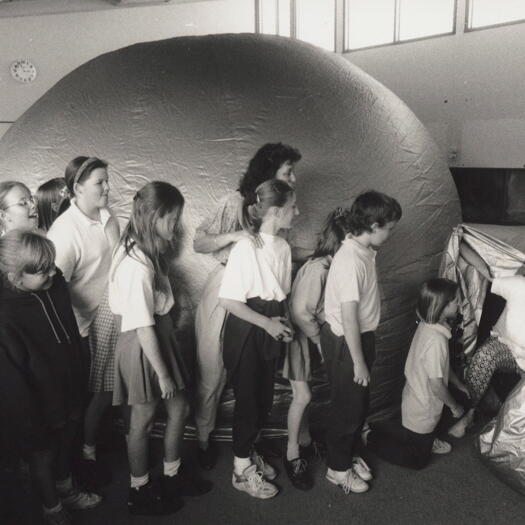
[282,331,315,382]
[88,287,119,393]
[112,313,191,406]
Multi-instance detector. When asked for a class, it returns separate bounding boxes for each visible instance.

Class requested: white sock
[56,476,73,494]
[163,458,181,477]
[43,502,63,515]
[130,473,149,490]
[83,443,97,461]
[233,456,252,476]
[286,442,300,461]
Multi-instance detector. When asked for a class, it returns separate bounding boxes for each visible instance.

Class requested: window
[256,0,336,52]
[345,0,456,51]
[466,0,525,30]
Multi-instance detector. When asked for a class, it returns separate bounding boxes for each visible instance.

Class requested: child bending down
[367,278,469,469]
[219,179,298,499]
[0,230,101,525]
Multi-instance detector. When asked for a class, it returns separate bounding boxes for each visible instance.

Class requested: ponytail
[311,207,349,259]
[241,179,294,236]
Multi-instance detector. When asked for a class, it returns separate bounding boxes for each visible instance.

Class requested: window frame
[464,0,525,33]
[343,0,458,53]
[255,0,338,53]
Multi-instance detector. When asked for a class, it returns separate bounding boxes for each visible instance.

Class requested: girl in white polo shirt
[47,157,120,487]
[367,278,469,469]
[109,181,211,516]
[219,179,298,499]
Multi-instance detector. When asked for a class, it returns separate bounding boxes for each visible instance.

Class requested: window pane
[259,0,291,36]
[469,0,525,29]
[295,0,336,52]
[346,0,396,50]
[399,0,455,41]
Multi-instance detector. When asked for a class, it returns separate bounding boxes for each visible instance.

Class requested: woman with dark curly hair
[193,142,301,470]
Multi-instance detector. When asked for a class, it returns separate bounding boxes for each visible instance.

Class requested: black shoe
[284,457,313,491]
[198,443,218,471]
[168,465,213,497]
[300,440,326,460]
[255,438,282,459]
[128,481,183,516]
[77,458,112,490]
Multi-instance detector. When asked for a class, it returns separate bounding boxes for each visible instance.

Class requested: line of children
[3,154,487,520]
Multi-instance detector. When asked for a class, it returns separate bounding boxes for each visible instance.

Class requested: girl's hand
[265,316,292,342]
[159,376,177,399]
[354,362,370,386]
[451,403,464,419]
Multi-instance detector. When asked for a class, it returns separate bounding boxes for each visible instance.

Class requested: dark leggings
[465,337,519,406]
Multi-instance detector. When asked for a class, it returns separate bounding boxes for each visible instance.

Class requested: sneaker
[326,468,369,494]
[448,409,475,439]
[352,456,373,481]
[165,464,213,497]
[431,438,452,455]
[128,481,181,516]
[255,438,282,459]
[159,476,185,511]
[251,450,277,481]
[198,443,218,471]
[43,508,71,525]
[59,488,102,510]
[300,439,326,460]
[232,464,278,499]
[283,457,313,491]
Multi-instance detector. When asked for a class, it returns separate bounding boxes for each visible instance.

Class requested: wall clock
[10,59,37,84]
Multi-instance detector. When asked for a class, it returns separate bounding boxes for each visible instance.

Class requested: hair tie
[334,207,345,220]
[59,187,70,199]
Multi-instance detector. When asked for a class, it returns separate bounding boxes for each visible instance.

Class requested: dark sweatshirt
[0,269,84,455]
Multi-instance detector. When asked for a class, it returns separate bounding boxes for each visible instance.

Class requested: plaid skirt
[88,288,119,393]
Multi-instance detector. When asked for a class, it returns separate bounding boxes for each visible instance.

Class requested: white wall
[1,0,525,168]
[346,1,525,168]
[0,0,254,138]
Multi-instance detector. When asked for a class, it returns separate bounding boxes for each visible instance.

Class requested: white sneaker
[431,438,452,455]
[59,488,102,510]
[251,450,277,481]
[232,464,279,499]
[448,409,475,439]
[352,456,373,481]
[326,468,369,494]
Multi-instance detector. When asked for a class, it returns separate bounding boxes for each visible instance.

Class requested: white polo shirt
[402,322,451,434]
[491,275,525,371]
[47,200,120,337]
[219,232,291,303]
[109,244,174,333]
[324,238,380,336]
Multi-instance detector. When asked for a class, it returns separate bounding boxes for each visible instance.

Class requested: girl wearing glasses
[0,181,38,235]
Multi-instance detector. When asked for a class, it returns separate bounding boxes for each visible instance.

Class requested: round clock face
[10,59,37,84]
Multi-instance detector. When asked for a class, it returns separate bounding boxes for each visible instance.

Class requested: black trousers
[367,422,434,470]
[320,323,375,471]
[229,328,277,458]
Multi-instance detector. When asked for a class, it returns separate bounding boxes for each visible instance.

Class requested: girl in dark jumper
[0,230,101,525]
